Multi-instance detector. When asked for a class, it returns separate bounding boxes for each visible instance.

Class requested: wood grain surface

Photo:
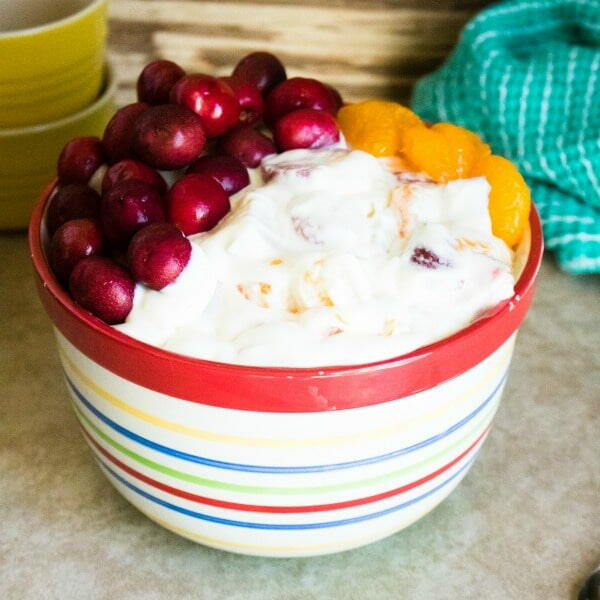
[107,0,494,106]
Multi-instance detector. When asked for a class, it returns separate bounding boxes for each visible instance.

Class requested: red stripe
[80,425,489,514]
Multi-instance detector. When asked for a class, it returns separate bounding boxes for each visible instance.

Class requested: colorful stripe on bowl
[55,330,514,556]
[96,453,479,530]
[71,396,494,497]
[66,371,505,474]
[81,420,489,513]
[59,345,507,449]
[98,456,474,556]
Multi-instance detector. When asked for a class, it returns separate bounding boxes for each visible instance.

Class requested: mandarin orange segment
[460,126,491,160]
[400,122,490,183]
[470,154,531,247]
[394,106,425,148]
[337,100,422,157]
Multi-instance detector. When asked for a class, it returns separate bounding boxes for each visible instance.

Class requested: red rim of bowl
[29,179,544,412]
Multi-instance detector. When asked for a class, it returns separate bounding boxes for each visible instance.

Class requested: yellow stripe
[136,502,445,555]
[58,338,513,449]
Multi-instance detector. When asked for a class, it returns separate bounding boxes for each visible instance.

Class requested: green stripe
[73,398,498,496]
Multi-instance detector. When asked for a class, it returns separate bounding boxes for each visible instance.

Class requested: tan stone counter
[1,233,598,599]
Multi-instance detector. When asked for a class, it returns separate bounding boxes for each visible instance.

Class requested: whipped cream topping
[115,148,515,367]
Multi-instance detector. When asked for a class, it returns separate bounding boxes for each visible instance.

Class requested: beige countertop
[1,233,598,599]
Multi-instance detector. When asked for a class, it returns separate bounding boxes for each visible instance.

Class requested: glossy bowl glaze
[29,191,543,556]
[0,0,107,128]
[0,64,115,230]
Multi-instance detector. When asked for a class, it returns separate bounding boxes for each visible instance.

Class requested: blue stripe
[97,454,477,530]
[66,370,506,474]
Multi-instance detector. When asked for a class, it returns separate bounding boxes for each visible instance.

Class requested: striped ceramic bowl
[29,191,543,557]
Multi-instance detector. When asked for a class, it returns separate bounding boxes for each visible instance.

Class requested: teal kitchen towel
[412,0,600,274]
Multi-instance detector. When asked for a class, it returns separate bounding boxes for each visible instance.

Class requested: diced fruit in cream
[116,148,516,366]
[410,246,450,269]
[260,148,350,181]
[115,244,216,348]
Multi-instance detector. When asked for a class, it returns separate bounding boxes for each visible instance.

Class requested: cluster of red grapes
[45,52,343,325]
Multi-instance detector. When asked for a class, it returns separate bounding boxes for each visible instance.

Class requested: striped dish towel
[412,0,600,274]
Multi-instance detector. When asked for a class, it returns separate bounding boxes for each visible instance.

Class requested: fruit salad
[44,52,530,367]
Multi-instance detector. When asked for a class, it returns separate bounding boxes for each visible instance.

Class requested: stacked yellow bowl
[0,0,114,229]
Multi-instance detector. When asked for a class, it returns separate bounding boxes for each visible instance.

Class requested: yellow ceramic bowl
[0,64,116,230]
[0,0,107,128]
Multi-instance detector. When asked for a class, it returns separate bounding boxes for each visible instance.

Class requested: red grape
[217,125,276,168]
[127,223,191,290]
[102,159,166,195]
[50,218,104,282]
[69,256,134,324]
[170,74,240,138]
[187,154,249,195]
[167,174,230,235]
[137,60,186,105]
[265,77,338,125]
[232,52,286,95]
[46,184,100,235]
[101,179,165,247]
[327,84,343,111]
[219,76,264,125]
[274,108,340,151]
[102,102,149,164]
[57,137,105,184]
[134,104,206,170]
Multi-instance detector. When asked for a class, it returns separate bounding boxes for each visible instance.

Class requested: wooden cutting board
[108,0,493,105]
